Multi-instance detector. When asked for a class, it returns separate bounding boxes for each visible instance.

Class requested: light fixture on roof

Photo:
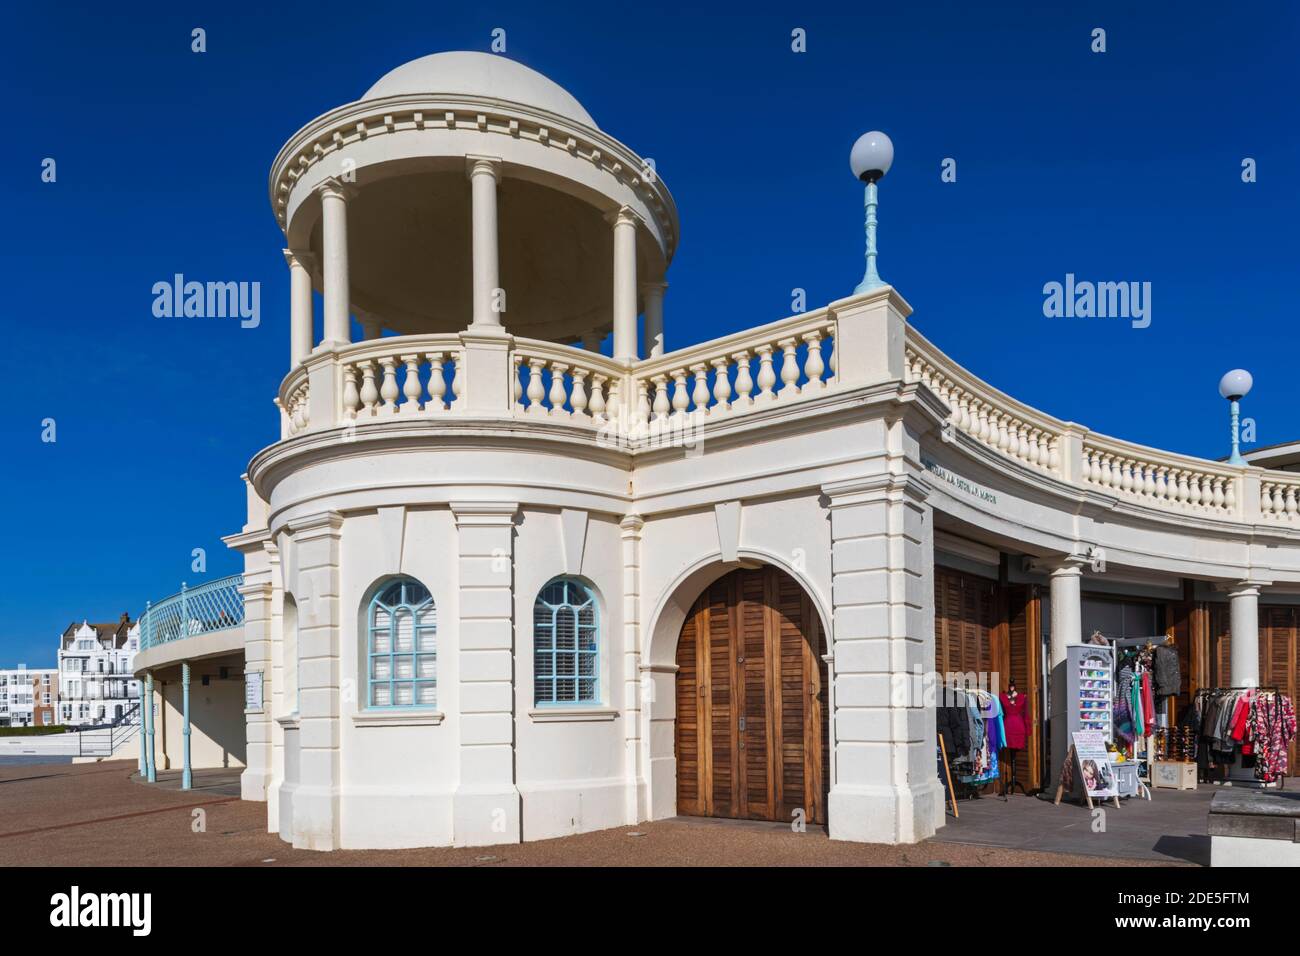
[849,130,894,294]
[1218,369,1254,466]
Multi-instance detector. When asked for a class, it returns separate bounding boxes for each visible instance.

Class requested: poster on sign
[1072,729,1117,799]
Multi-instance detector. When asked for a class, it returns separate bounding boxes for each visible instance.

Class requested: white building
[155,49,1300,852]
[58,616,141,726]
[0,668,58,727]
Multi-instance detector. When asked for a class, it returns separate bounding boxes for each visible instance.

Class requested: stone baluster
[826,325,837,380]
[756,346,777,401]
[428,353,447,411]
[803,331,825,390]
[400,355,423,413]
[526,358,546,414]
[378,357,399,413]
[1224,477,1237,513]
[342,365,360,419]
[635,378,651,431]
[711,357,732,410]
[571,368,589,418]
[358,360,379,416]
[671,369,690,419]
[548,363,570,414]
[449,352,463,408]
[651,375,671,423]
[589,374,607,422]
[512,355,524,408]
[732,351,754,406]
[778,338,800,397]
[1261,484,1275,516]
[1273,484,1287,515]
[690,364,710,414]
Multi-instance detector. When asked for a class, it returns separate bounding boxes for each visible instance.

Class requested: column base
[241,767,271,802]
[827,780,945,844]
[289,783,339,851]
[452,785,521,847]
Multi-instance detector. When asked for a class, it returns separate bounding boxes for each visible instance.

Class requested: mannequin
[999,680,1030,796]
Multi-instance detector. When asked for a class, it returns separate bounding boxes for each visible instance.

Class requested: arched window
[533,578,599,706]
[367,578,437,709]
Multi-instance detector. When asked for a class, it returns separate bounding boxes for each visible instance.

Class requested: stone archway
[673,565,829,825]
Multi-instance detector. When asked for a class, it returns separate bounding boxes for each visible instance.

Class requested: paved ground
[0,760,1185,867]
[936,789,1214,865]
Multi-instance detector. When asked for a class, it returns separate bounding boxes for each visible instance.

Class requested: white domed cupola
[270,50,677,350]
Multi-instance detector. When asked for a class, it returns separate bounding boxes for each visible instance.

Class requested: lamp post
[1218,369,1253,466]
[849,130,894,293]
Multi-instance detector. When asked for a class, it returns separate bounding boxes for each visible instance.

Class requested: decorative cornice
[268,95,678,260]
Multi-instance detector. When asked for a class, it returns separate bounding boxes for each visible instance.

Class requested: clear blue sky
[2,1,1296,665]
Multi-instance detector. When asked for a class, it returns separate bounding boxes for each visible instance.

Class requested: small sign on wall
[245,670,264,713]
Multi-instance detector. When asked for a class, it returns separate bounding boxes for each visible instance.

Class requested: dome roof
[362,52,597,129]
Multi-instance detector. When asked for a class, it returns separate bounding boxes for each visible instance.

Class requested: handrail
[141,574,245,652]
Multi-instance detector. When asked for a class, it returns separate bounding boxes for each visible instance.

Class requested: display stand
[1053,743,1121,811]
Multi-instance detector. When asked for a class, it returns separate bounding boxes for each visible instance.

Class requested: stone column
[822,469,942,844]
[181,661,192,790]
[284,249,315,366]
[610,206,639,362]
[317,179,355,351]
[641,281,666,358]
[144,671,157,783]
[620,514,647,823]
[1048,555,1085,782]
[1228,583,1261,687]
[288,511,343,850]
[450,501,520,846]
[580,330,604,352]
[468,156,503,329]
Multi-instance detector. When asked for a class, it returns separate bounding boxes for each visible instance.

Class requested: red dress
[1000,691,1029,750]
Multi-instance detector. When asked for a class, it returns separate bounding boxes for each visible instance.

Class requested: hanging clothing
[1250,693,1297,783]
[1153,644,1180,697]
[1141,671,1156,736]
[1000,691,1028,750]
[937,690,971,763]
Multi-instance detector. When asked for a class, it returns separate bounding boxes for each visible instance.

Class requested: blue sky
[1,1,1296,665]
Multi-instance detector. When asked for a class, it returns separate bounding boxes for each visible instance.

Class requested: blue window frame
[367,578,437,709]
[533,578,599,705]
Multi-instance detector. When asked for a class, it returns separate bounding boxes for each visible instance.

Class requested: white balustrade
[1080,446,1236,514]
[906,346,1060,474]
[339,340,463,419]
[626,315,837,431]
[511,343,621,423]
[1261,479,1300,520]
[281,376,310,437]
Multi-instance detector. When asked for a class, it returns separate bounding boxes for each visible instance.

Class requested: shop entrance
[674,565,828,825]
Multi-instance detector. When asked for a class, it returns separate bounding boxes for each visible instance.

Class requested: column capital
[283,248,316,272]
[605,204,641,229]
[1220,580,1269,598]
[619,512,645,536]
[465,154,503,182]
[1048,553,1089,577]
[315,176,358,202]
[639,279,668,295]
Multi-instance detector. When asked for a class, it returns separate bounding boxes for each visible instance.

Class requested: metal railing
[77,701,141,758]
[141,574,245,651]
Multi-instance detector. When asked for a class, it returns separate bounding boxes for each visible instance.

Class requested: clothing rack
[1193,686,1286,790]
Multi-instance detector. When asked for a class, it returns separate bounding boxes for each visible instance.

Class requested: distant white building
[0,667,58,727]
[57,615,141,726]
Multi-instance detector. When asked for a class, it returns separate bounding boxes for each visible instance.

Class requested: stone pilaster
[288,511,343,850]
[822,468,942,844]
[450,501,520,846]
[620,513,647,823]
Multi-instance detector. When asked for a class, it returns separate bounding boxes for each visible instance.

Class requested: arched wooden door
[675,566,829,824]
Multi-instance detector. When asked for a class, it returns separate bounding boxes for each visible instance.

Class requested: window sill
[528,707,619,723]
[352,710,445,728]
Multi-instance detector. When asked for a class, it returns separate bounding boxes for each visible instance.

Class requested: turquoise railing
[141,574,245,651]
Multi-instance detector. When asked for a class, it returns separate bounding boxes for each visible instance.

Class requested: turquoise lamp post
[1219,369,1253,466]
[850,130,894,293]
